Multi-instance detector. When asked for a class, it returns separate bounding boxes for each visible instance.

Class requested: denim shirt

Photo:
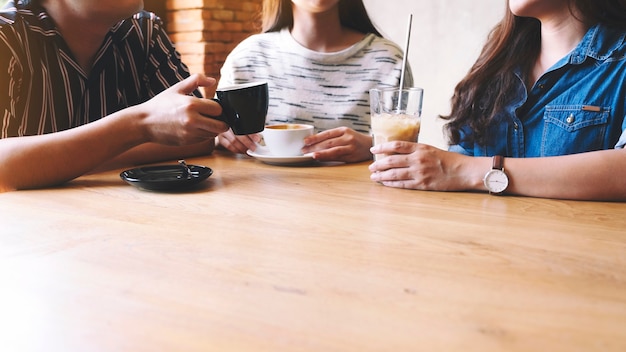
[449,24,626,157]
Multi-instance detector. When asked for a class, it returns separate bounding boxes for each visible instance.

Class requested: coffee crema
[266,124,308,130]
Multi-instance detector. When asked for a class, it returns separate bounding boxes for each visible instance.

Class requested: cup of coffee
[260,124,314,157]
[213,81,268,135]
[369,86,423,160]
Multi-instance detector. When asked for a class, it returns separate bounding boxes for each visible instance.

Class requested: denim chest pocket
[542,105,609,156]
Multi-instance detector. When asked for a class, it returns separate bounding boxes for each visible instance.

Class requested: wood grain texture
[1,151,625,352]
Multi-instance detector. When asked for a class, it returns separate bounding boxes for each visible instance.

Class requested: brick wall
[165,0,263,89]
[145,0,168,29]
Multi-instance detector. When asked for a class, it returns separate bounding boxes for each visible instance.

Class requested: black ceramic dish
[120,164,213,191]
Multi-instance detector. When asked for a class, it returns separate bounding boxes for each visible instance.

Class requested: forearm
[94,139,215,172]
[502,149,626,201]
[0,107,147,191]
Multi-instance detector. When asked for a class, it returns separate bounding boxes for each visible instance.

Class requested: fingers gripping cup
[369,87,423,160]
[213,82,269,135]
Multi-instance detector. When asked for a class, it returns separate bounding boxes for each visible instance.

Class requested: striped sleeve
[130,11,198,98]
[0,17,24,137]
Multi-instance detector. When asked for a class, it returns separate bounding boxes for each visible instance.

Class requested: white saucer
[246,148,315,166]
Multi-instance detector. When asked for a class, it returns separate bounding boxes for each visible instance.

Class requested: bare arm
[369,142,626,201]
[91,140,216,173]
[503,149,626,200]
[0,74,228,191]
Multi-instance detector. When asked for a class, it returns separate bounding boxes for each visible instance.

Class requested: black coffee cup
[212,82,268,135]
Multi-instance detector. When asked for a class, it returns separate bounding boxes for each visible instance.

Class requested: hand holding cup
[369,87,423,161]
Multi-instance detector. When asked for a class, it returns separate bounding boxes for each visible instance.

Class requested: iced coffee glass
[369,87,424,160]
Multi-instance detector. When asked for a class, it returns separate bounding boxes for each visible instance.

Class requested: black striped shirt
[0,0,194,138]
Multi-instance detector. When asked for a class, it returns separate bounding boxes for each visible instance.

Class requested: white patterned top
[219,28,412,134]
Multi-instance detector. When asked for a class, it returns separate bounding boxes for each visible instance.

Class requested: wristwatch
[483,155,509,195]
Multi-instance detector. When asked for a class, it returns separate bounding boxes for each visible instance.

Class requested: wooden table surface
[1,151,625,351]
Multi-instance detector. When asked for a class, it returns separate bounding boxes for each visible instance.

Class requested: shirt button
[566,114,575,124]
[513,122,519,130]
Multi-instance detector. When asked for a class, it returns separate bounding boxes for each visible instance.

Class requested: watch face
[484,169,509,193]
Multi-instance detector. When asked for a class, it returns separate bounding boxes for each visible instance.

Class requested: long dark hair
[261,0,382,36]
[443,0,626,146]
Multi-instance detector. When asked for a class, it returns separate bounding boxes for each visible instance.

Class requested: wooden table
[1,151,625,351]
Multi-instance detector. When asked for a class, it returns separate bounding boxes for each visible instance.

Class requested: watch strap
[492,155,504,170]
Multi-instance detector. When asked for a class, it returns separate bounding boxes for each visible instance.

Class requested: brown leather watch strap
[492,155,504,170]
